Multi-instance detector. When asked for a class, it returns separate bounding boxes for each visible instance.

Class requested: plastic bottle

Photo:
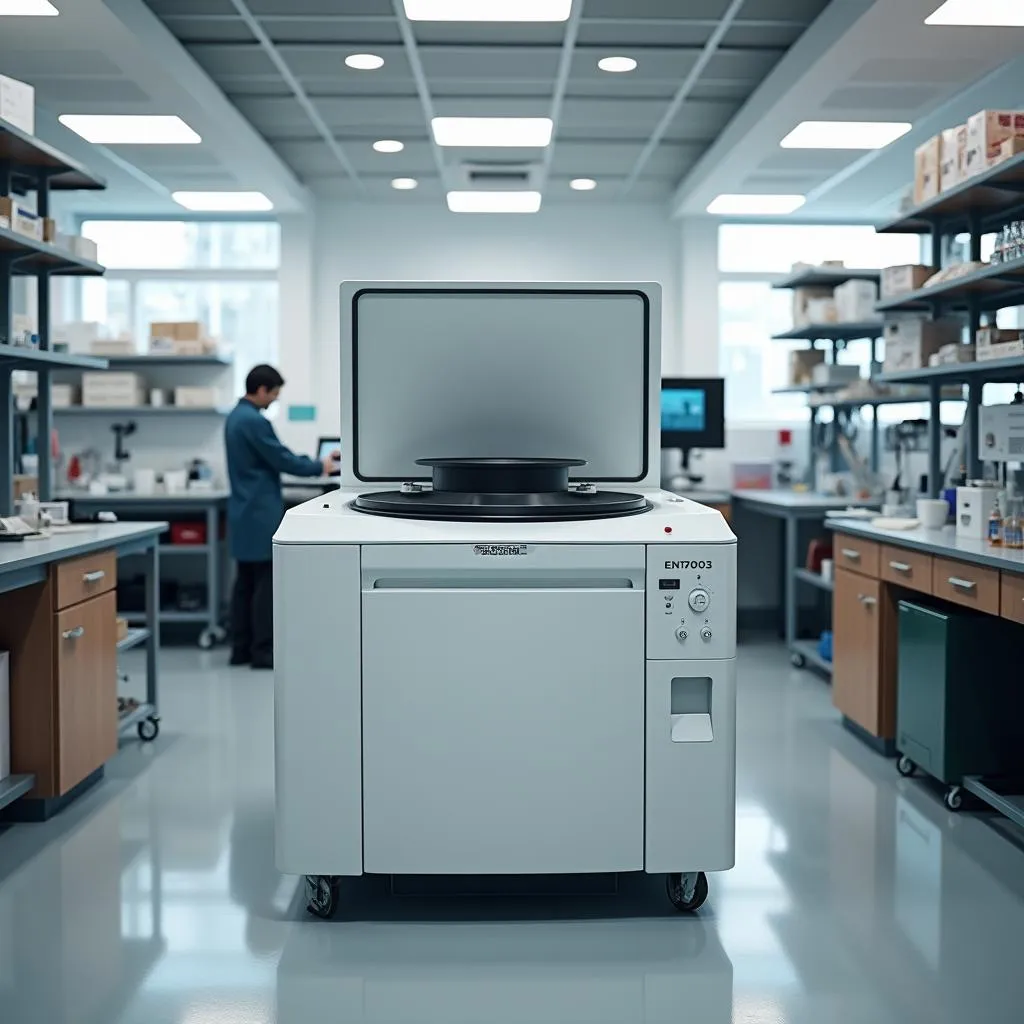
[1003,498,1024,550]
[18,492,39,530]
[988,495,1003,546]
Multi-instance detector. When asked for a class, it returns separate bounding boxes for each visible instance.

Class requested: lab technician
[225,365,338,669]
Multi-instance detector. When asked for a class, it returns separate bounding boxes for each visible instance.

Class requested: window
[77,220,280,396]
[719,224,924,423]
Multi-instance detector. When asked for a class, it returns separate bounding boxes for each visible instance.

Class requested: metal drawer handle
[948,576,976,590]
[62,626,85,640]
[82,570,106,583]
[858,594,877,606]
[889,561,911,573]
[841,548,861,560]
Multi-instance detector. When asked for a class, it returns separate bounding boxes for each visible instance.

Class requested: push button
[688,588,710,613]
[675,627,688,643]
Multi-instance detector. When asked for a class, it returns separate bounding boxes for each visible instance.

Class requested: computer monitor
[317,436,341,476]
[661,378,725,452]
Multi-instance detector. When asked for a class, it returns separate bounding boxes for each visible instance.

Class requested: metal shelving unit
[1,115,106,515]
[773,266,884,290]
[103,355,232,367]
[772,320,884,343]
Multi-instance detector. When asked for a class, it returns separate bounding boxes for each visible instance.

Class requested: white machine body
[979,402,1024,463]
[274,282,737,881]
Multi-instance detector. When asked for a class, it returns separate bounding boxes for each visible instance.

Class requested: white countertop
[0,521,165,576]
[732,489,880,513]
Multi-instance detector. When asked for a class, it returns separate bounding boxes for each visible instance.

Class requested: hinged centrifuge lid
[338,281,662,488]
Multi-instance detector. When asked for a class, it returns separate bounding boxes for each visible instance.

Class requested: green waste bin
[896,599,1024,798]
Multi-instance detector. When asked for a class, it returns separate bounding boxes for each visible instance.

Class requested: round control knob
[675,627,688,643]
[688,588,711,613]
[701,627,713,641]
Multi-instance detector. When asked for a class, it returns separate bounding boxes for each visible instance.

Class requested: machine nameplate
[665,560,712,570]
[473,544,529,556]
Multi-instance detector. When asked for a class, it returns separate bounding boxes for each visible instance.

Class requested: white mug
[134,468,156,495]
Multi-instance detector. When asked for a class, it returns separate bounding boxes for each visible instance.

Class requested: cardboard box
[0,196,42,241]
[173,385,218,408]
[89,338,137,356]
[53,321,103,354]
[174,321,206,342]
[149,321,178,341]
[915,135,942,205]
[0,73,34,135]
[965,110,1024,177]
[13,475,37,499]
[51,383,77,408]
[805,296,838,324]
[789,348,826,386]
[42,217,57,243]
[995,136,1024,166]
[791,286,833,328]
[881,264,936,298]
[66,234,99,263]
[883,318,963,372]
[940,124,967,191]
[976,329,1024,360]
[0,650,9,783]
[82,371,146,408]
[834,279,878,322]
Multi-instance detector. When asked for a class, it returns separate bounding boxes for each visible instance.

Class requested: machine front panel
[645,544,736,660]
[360,580,646,875]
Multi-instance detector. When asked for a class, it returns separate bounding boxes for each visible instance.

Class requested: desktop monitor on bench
[661,377,725,485]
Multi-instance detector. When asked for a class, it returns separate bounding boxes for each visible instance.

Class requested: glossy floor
[2,642,1024,1024]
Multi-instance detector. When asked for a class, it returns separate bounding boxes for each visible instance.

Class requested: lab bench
[730,490,880,672]
[0,522,164,820]
[827,517,1024,832]
[57,491,230,648]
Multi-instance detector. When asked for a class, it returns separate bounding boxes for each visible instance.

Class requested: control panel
[646,544,736,661]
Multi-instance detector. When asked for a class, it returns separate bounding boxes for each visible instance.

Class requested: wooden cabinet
[835,536,879,577]
[56,592,117,795]
[833,570,893,736]
[931,555,1000,615]
[880,544,932,594]
[1000,573,1024,625]
[0,548,119,800]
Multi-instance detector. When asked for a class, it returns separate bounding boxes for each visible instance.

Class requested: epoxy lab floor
[1,641,1023,1024]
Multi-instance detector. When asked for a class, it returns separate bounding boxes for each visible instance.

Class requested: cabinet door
[833,570,882,732]
[56,591,117,795]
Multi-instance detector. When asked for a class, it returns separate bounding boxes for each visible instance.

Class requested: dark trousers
[230,560,273,665]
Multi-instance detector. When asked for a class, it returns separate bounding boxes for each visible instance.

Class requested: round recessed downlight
[598,56,637,73]
[373,139,405,153]
[391,177,419,190]
[570,178,597,191]
[346,53,384,70]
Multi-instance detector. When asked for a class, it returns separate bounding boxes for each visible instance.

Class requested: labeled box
[791,285,832,328]
[788,348,825,386]
[965,110,1024,177]
[0,196,42,240]
[804,296,837,324]
[0,73,34,135]
[881,264,936,298]
[834,279,878,322]
[174,385,218,408]
[883,318,962,372]
[976,326,1024,361]
[82,371,146,408]
[51,383,78,408]
[940,124,967,191]
[915,135,942,205]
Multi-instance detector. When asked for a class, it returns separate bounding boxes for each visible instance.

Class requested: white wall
[305,201,683,441]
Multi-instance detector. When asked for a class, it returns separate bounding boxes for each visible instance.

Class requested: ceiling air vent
[455,161,542,189]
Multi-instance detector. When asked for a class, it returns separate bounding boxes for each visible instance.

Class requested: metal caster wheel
[666,871,709,913]
[944,786,963,812]
[137,716,160,742]
[897,755,916,778]
[306,875,340,919]
[791,652,806,669]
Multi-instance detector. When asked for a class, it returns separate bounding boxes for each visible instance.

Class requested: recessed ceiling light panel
[373,139,405,153]
[345,53,384,70]
[706,194,806,215]
[780,120,912,150]
[432,117,553,147]
[404,0,571,20]
[926,0,1024,25]
[58,114,201,144]
[173,191,273,212]
[447,191,542,213]
[391,177,419,190]
[570,178,597,191]
[0,0,59,14]
[598,56,637,73]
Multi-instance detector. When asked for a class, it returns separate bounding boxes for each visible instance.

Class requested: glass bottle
[988,495,1003,546]
[1002,498,1024,550]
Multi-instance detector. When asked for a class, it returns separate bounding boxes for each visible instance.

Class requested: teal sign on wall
[288,404,316,422]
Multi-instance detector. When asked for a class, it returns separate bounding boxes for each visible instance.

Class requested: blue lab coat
[225,398,322,562]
